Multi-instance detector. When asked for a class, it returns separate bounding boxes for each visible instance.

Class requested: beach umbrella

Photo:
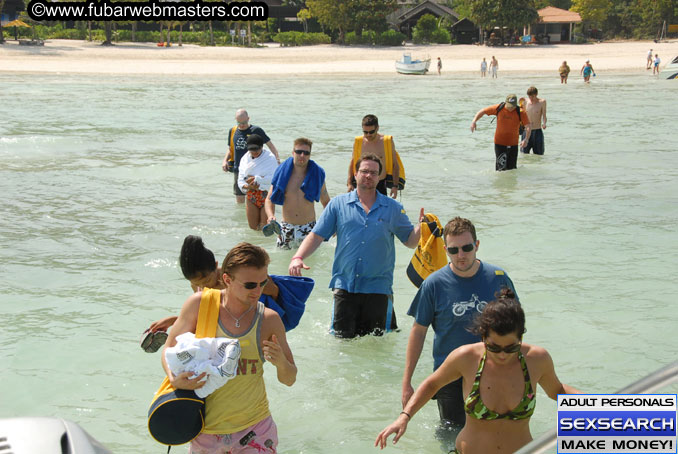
[6,19,31,28]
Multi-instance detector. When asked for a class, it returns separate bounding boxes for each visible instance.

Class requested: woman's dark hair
[468,288,525,339]
[179,235,216,280]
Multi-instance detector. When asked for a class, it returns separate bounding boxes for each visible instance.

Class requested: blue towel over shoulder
[260,275,314,331]
[269,157,325,205]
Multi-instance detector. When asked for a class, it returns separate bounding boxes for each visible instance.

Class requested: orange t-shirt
[481,104,529,146]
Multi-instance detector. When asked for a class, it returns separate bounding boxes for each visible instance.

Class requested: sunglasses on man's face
[294,149,311,156]
[363,129,376,135]
[447,243,475,255]
[485,342,521,354]
[232,277,268,290]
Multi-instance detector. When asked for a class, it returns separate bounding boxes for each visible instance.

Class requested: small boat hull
[395,53,431,75]
[660,56,678,79]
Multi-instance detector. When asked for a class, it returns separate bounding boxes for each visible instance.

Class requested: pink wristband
[292,256,303,261]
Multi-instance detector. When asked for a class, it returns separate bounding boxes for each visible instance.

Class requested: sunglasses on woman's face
[484,342,521,354]
[232,277,268,290]
[447,243,475,255]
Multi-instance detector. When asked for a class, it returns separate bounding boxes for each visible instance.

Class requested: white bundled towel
[165,332,241,398]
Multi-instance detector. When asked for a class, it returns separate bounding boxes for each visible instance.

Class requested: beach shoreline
[0,39,676,75]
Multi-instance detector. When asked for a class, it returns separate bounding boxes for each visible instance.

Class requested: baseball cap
[246,134,264,150]
[505,94,517,107]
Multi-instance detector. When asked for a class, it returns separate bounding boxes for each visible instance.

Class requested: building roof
[388,0,459,26]
[537,6,582,24]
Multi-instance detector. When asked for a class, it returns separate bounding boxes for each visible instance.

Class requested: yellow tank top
[203,302,270,434]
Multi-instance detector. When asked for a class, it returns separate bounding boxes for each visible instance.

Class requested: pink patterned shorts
[189,416,277,454]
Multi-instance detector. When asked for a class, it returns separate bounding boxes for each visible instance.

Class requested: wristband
[292,256,303,261]
[400,411,411,419]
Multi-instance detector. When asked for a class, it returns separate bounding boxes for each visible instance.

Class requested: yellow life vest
[351,135,406,190]
[226,125,238,165]
[407,213,447,287]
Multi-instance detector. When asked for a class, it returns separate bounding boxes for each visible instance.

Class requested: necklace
[222,295,255,328]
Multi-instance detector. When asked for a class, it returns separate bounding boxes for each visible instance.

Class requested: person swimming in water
[376,288,580,454]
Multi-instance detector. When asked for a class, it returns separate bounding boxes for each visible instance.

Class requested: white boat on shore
[395,53,431,75]
[659,55,678,79]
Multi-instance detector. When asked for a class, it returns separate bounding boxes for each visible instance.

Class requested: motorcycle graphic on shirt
[452,294,488,317]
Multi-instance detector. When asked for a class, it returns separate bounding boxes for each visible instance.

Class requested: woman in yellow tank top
[161,243,296,454]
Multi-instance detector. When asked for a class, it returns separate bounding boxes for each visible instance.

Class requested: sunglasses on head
[484,342,521,354]
[447,243,474,255]
[363,129,376,135]
[232,277,268,290]
[294,149,311,156]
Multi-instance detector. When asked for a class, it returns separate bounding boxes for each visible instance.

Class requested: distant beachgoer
[653,54,661,75]
[347,114,405,199]
[480,58,487,77]
[580,60,595,83]
[489,56,498,78]
[289,155,423,339]
[522,86,547,155]
[437,57,442,75]
[163,242,296,454]
[376,288,581,454]
[559,61,570,83]
[222,109,280,204]
[264,138,331,250]
[470,94,531,171]
[238,134,279,231]
[646,48,653,70]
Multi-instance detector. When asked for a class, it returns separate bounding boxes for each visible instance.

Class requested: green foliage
[306,0,397,42]
[467,0,538,30]
[345,30,377,45]
[272,31,331,46]
[376,29,406,46]
[413,13,452,44]
[570,0,611,26]
[431,27,452,44]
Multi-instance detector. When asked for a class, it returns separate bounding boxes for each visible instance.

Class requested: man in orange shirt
[470,94,531,171]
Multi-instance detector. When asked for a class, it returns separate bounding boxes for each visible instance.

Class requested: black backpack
[495,102,525,134]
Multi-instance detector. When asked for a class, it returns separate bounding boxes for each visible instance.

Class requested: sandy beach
[0,38,676,75]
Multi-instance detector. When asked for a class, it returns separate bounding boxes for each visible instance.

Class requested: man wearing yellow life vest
[222,109,280,204]
[347,114,406,199]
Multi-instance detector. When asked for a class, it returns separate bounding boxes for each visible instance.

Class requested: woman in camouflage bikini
[376,288,580,454]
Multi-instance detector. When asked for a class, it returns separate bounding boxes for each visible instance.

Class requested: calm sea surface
[1,70,677,453]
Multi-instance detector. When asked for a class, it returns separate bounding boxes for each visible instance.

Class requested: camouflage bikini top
[463,352,536,420]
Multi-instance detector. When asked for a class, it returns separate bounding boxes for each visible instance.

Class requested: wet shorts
[494,144,518,171]
[433,377,466,427]
[233,170,245,196]
[331,289,397,338]
[521,129,544,155]
[189,415,277,454]
[276,220,316,250]
[246,190,268,209]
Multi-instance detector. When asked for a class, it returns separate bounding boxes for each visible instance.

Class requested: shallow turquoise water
[1,71,677,453]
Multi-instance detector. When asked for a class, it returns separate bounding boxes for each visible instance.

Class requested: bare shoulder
[261,307,285,336]
[181,291,203,315]
[524,343,549,359]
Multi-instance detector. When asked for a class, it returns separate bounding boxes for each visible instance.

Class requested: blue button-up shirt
[312,190,414,294]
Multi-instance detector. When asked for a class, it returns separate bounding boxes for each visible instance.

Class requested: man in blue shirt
[401,217,517,430]
[289,155,423,338]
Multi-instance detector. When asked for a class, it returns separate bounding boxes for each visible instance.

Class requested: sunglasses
[447,243,475,255]
[294,149,311,156]
[358,169,379,176]
[485,342,522,354]
[232,277,268,290]
[363,129,376,135]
